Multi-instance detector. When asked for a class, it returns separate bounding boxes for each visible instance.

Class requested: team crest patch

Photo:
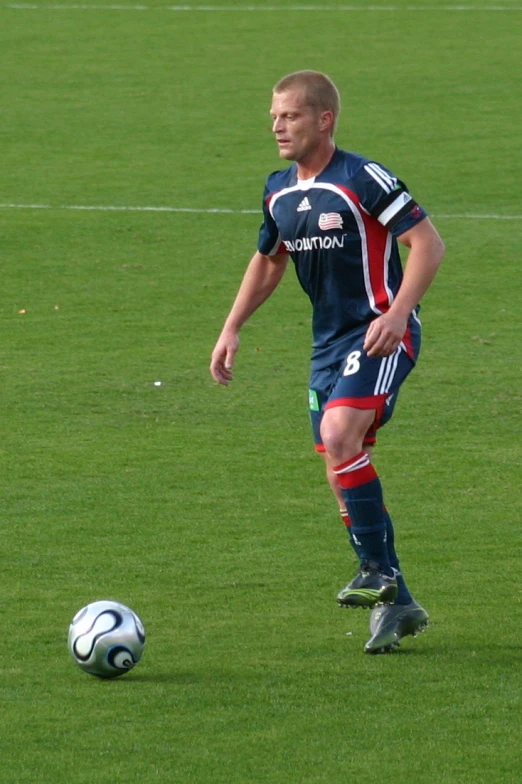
[318,212,343,230]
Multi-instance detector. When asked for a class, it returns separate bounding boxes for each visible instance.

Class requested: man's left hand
[363,313,407,358]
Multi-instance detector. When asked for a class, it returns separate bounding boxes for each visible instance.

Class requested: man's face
[270,89,326,162]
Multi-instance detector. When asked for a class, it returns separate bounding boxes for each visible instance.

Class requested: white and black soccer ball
[68,600,146,678]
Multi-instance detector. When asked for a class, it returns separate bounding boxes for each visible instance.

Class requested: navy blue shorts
[309,317,421,452]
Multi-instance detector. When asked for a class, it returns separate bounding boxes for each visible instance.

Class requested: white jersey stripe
[267,180,390,315]
[364,163,398,194]
[267,233,282,255]
[364,164,391,193]
[309,182,382,315]
[369,163,397,190]
[383,232,394,305]
[268,184,303,219]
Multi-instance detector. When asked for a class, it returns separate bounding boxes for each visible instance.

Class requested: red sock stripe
[334,452,378,489]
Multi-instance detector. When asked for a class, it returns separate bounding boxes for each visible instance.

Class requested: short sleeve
[352,161,428,237]
[257,183,286,256]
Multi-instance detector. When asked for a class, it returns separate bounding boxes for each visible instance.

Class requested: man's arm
[363,218,445,358]
[210,250,289,385]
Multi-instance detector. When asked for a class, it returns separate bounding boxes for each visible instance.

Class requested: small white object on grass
[154,381,162,387]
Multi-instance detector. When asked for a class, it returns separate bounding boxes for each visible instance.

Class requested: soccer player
[210,71,445,654]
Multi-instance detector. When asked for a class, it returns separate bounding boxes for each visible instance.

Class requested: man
[210,71,445,654]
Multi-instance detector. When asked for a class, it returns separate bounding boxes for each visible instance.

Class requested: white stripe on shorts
[374,346,402,396]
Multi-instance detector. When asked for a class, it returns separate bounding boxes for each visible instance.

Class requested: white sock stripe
[334,454,370,475]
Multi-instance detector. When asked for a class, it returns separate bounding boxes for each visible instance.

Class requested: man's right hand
[210,330,240,385]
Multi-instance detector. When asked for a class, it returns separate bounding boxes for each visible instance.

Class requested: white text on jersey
[283,234,347,253]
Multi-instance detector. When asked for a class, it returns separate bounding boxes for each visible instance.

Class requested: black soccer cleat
[337,561,398,609]
[364,599,429,654]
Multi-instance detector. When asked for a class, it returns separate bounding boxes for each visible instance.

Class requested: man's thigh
[309,334,415,452]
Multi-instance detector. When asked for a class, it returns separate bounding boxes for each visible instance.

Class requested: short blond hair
[273,70,341,134]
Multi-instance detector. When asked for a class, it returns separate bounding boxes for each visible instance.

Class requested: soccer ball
[68,600,146,678]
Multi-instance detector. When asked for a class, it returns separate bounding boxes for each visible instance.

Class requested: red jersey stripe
[336,185,392,314]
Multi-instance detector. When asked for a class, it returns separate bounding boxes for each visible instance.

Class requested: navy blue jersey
[257,147,427,369]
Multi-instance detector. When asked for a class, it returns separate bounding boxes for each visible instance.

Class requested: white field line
[4,4,522,10]
[0,203,260,214]
[0,203,520,219]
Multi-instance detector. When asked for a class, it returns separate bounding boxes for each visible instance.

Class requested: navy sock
[383,508,412,605]
[333,453,392,576]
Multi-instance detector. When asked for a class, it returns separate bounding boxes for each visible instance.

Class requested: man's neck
[296,142,336,181]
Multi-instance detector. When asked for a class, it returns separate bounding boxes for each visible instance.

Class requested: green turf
[1,2,521,782]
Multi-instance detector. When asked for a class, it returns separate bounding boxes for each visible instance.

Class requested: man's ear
[320,110,334,133]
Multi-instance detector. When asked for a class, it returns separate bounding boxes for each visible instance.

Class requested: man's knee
[320,406,376,462]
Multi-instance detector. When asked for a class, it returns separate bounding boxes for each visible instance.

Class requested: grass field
[1,1,521,782]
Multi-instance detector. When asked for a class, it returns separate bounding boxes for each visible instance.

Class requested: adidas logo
[297,196,312,212]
